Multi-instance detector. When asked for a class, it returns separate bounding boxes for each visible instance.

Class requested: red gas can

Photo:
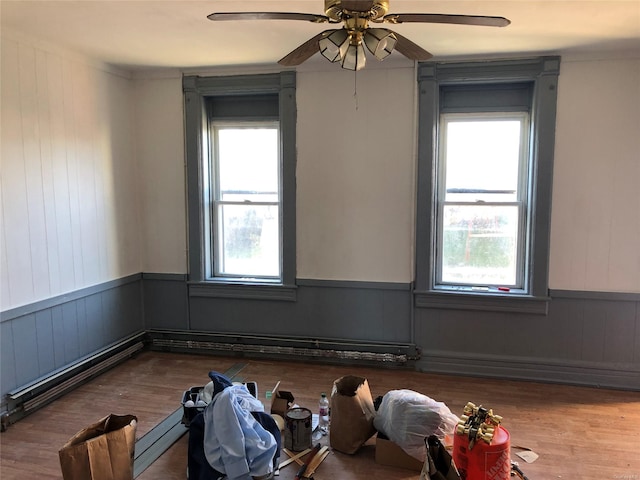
[452,425,510,480]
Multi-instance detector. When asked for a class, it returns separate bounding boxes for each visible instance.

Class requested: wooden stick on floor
[304,446,330,477]
[279,448,311,468]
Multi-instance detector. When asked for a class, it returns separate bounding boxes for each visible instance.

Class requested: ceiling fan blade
[384,13,510,27]
[278,30,335,66]
[208,12,330,23]
[392,31,433,61]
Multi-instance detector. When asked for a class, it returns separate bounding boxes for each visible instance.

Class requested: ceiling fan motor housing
[324,0,390,21]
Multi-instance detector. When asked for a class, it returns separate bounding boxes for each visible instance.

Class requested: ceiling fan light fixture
[319,29,350,62]
[364,28,397,60]
[341,42,366,71]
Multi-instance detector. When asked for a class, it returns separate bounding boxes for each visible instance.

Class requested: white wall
[296,63,417,282]
[3,34,639,312]
[294,56,640,291]
[550,57,640,293]
[296,57,640,291]
[1,33,141,310]
[131,61,418,283]
[133,75,187,273]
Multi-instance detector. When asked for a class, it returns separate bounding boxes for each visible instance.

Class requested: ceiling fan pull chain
[353,70,359,110]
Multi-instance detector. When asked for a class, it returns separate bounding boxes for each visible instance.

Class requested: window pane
[441,204,518,286]
[218,128,279,202]
[444,119,521,203]
[217,204,280,277]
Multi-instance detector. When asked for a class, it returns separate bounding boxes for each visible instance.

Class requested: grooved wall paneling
[0,34,140,311]
[0,277,143,397]
[188,281,413,344]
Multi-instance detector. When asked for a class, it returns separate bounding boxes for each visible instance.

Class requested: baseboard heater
[146,329,417,366]
[1,330,416,430]
[2,333,145,430]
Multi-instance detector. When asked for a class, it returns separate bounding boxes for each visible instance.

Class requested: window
[414,58,560,313]
[208,122,281,280]
[183,73,297,300]
[437,113,529,288]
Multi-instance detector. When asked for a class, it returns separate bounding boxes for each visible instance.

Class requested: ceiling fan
[208,0,510,71]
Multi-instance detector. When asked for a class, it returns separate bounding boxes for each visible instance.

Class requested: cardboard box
[375,433,424,472]
[270,383,295,419]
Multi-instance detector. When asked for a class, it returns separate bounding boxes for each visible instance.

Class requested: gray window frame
[183,72,297,301]
[414,57,560,314]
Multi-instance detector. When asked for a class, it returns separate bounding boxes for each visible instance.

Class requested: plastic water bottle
[318,393,329,434]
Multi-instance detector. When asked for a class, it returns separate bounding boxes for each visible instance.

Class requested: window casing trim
[414,57,560,313]
[183,72,297,300]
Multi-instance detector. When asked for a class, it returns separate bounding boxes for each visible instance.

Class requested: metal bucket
[284,407,312,451]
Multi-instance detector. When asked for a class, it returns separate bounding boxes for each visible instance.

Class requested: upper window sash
[210,121,281,204]
[438,112,530,201]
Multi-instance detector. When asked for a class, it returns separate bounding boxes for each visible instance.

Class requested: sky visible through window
[218,128,278,199]
[445,119,521,198]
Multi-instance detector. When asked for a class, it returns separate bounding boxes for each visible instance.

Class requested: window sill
[413,288,549,315]
[189,281,297,302]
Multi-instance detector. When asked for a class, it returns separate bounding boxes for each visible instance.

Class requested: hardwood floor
[1,350,638,479]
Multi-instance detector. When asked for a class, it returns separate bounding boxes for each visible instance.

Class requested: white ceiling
[2,1,639,71]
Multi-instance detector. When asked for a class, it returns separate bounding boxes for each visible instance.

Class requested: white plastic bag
[373,389,459,461]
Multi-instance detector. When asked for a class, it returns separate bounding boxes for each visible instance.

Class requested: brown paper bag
[59,414,137,480]
[329,375,377,454]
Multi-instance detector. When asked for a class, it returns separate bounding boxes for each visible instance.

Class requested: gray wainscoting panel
[11,313,39,387]
[51,306,66,369]
[62,302,80,363]
[35,310,55,378]
[1,322,17,395]
[142,273,189,330]
[3,273,638,402]
[188,279,413,344]
[414,290,640,390]
[416,351,639,390]
[0,274,144,398]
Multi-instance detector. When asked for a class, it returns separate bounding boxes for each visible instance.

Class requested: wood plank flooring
[1,350,638,479]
